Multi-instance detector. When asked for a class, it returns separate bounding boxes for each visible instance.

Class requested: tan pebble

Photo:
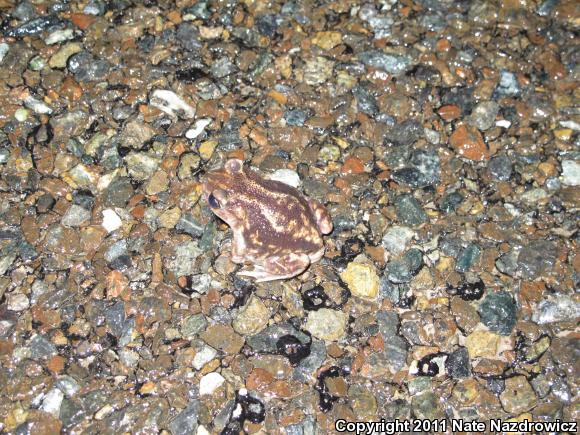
[339,262,379,300]
[198,140,218,160]
[465,330,501,358]
[311,31,343,50]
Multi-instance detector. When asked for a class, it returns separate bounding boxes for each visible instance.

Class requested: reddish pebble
[247,368,274,391]
[131,204,146,219]
[60,76,83,101]
[167,10,182,24]
[438,105,461,121]
[436,38,451,52]
[449,124,490,161]
[341,156,365,174]
[71,13,96,30]
[47,355,65,374]
[106,270,129,299]
[368,334,385,352]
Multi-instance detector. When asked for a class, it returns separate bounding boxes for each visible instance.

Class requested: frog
[202,159,333,282]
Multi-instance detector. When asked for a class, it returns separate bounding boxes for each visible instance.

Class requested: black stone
[72,190,95,211]
[5,14,62,38]
[449,279,485,301]
[302,286,330,311]
[276,334,311,365]
[445,347,471,378]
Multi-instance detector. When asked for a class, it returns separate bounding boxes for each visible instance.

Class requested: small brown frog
[202,159,333,282]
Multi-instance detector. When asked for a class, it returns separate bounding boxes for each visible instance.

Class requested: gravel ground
[0,0,578,434]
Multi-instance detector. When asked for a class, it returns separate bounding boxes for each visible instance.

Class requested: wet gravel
[0,0,579,433]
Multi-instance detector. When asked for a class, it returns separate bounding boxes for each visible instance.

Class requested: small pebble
[359,50,411,75]
[340,261,380,300]
[49,42,83,68]
[232,295,270,335]
[199,372,225,396]
[488,155,512,181]
[101,209,122,232]
[478,292,517,335]
[61,204,91,227]
[267,169,301,188]
[150,89,196,119]
[40,388,64,417]
[394,195,428,226]
[198,141,217,161]
[465,330,500,359]
[304,309,347,341]
[382,226,415,255]
[449,124,490,161]
[303,56,334,85]
[24,96,52,114]
[7,293,29,311]
[185,118,212,139]
[125,152,160,180]
[500,376,537,414]
[532,295,580,324]
[0,43,9,63]
[560,160,580,186]
[468,101,500,131]
[193,345,218,370]
[45,29,74,45]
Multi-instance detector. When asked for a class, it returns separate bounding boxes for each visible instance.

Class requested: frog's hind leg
[237,253,311,282]
[306,198,333,234]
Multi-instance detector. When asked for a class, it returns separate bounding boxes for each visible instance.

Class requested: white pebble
[0,43,9,63]
[7,293,29,312]
[24,96,53,114]
[97,170,119,191]
[102,209,122,232]
[45,29,74,45]
[521,188,548,203]
[41,388,64,417]
[150,89,196,119]
[14,108,28,122]
[495,119,511,128]
[561,160,580,186]
[199,372,225,396]
[267,169,301,188]
[94,404,114,420]
[186,118,212,139]
[560,119,580,131]
[503,203,521,217]
[382,226,415,255]
[192,345,217,370]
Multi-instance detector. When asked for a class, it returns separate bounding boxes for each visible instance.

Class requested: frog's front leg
[230,231,246,264]
[237,253,311,282]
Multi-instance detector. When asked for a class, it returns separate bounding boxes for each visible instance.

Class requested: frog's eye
[208,193,221,209]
